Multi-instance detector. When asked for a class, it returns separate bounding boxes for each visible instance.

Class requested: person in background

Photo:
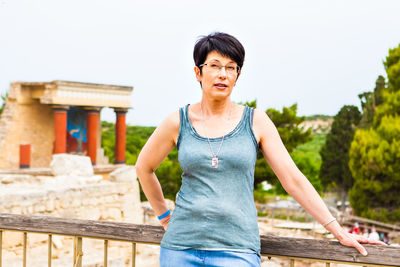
[362,228,370,238]
[352,222,361,235]
[369,227,380,241]
[136,32,386,267]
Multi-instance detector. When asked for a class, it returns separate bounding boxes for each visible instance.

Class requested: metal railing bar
[73,237,83,267]
[0,230,2,267]
[23,232,27,267]
[132,242,136,267]
[48,234,52,267]
[104,240,108,267]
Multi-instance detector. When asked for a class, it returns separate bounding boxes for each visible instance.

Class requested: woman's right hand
[160,214,171,231]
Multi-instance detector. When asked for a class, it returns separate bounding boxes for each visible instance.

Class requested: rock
[50,154,94,177]
[0,174,36,184]
[109,165,137,183]
[52,175,103,186]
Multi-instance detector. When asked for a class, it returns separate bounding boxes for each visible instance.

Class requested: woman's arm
[252,109,385,256]
[135,111,180,230]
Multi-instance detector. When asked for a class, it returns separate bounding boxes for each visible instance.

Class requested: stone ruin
[0,154,175,266]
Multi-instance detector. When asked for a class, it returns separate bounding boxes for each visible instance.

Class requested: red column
[115,108,128,164]
[19,143,30,168]
[53,106,69,154]
[86,108,100,165]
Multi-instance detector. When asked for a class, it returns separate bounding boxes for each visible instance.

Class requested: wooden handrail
[1,213,399,266]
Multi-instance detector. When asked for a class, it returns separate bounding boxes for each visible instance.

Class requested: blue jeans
[159,247,261,267]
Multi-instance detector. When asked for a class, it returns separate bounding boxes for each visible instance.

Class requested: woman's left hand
[336,229,387,256]
[160,214,171,231]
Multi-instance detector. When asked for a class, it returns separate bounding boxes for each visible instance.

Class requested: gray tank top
[160,104,260,256]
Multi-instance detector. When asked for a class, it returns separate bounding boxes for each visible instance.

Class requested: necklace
[200,102,232,168]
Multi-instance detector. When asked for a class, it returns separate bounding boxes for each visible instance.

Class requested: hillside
[300,115,333,134]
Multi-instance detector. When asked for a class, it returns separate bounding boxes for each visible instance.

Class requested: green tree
[101,122,182,201]
[319,105,361,210]
[358,75,385,128]
[251,102,313,194]
[0,91,8,115]
[349,43,400,222]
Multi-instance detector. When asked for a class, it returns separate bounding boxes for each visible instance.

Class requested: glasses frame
[199,62,241,75]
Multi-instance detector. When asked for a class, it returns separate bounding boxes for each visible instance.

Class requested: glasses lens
[225,65,237,74]
[209,63,222,71]
[203,63,239,75]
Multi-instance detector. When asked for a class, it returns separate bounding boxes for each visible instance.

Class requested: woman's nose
[218,67,227,77]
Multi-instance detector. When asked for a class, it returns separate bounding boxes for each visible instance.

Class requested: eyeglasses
[199,62,240,75]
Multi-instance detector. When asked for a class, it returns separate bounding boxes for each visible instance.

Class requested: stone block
[0,174,35,184]
[46,199,55,211]
[109,165,137,183]
[102,207,122,221]
[71,198,81,208]
[33,204,46,213]
[10,205,22,214]
[82,207,101,220]
[50,154,94,177]
[122,193,144,224]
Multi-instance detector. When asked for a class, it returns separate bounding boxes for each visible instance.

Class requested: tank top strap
[243,106,258,148]
[176,104,190,149]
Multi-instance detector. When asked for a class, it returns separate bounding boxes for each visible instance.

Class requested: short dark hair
[193,32,245,73]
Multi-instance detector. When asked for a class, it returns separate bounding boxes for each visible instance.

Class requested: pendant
[211,156,218,168]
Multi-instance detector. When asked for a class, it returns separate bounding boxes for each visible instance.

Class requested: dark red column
[19,143,30,168]
[86,107,100,165]
[115,108,128,164]
[53,106,69,154]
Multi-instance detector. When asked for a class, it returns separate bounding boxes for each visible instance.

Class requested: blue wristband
[158,209,171,220]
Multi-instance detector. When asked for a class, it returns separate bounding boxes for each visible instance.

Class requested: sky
[1,0,400,126]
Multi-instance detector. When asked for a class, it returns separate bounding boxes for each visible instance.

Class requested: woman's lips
[214,83,228,89]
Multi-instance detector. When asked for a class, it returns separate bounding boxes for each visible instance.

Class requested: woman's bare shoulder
[251,108,276,143]
[156,109,180,144]
[163,110,180,127]
[252,108,272,127]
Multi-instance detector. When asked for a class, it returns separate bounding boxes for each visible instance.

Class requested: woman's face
[195,50,240,100]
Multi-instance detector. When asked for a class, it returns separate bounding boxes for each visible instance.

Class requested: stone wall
[0,81,111,168]
[0,165,143,248]
[0,82,54,168]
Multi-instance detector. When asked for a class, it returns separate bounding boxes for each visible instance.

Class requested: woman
[136,32,383,267]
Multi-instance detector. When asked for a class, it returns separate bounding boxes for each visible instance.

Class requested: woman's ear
[194,66,201,82]
[235,71,241,83]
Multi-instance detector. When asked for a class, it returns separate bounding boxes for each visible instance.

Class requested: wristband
[322,217,336,227]
[158,209,171,220]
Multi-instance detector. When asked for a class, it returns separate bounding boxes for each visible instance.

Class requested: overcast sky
[1,0,400,126]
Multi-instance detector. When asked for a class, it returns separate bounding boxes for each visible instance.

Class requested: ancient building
[0,80,133,169]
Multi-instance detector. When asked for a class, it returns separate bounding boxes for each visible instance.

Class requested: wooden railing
[1,213,399,267]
